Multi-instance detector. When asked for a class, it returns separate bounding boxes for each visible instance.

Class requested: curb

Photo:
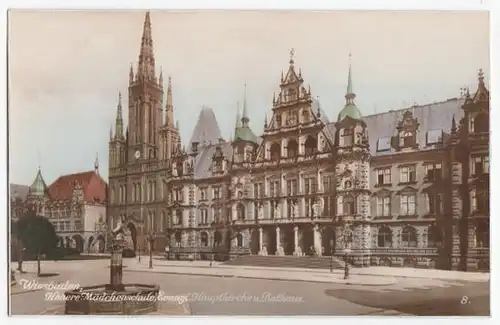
[147,264,489,282]
[124,268,396,286]
[11,288,43,295]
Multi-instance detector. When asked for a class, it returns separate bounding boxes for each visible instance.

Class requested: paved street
[9,259,489,316]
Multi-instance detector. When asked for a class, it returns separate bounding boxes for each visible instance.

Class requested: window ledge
[374,183,392,188]
[398,181,418,186]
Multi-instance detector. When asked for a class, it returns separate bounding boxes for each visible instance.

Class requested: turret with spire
[241,83,249,128]
[114,92,124,140]
[165,76,174,127]
[337,53,362,122]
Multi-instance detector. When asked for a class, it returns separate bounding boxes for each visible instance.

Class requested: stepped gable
[322,98,464,156]
[189,106,222,149]
[47,170,108,203]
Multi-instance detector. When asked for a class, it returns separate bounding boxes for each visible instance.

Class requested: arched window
[236,233,243,247]
[304,136,317,156]
[237,203,245,220]
[377,226,392,248]
[287,139,298,158]
[401,226,418,247]
[427,225,442,248]
[200,232,209,247]
[270,143,281,160]
[474,112,489,133]
[476,221,489,248]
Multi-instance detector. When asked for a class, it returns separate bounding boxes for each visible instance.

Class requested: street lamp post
[343,222,352,280]
[147,231,155,269]
[329,239,334,273]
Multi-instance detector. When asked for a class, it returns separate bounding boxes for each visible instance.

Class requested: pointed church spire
[137,11,155,82]
[165,76,174,126]
[159,67,163,87]
[338,53,362,122]
[235,101,242,129]
[346,52,355,102]
[129,63,134,84]
[114,92,124,140]
[94,152,99,173]
[451,114,457,134]
[241,82,249,127]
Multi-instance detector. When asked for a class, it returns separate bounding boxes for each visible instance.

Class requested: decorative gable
[391,110,419,150]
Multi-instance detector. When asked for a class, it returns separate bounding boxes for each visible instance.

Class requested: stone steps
[223,255,345,270]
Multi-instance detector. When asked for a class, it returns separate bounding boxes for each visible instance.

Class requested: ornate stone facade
[19,161,108,253]
[107,12,489,270]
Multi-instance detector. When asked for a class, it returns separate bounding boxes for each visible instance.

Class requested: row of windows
[376,163,442,186]
[267,136,318,160]
[375,194,443,217]
[375,130,443,153]
[199,187,222,201]
[51,220,78,232]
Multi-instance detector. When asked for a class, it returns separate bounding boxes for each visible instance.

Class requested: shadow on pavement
[324,281,490,316]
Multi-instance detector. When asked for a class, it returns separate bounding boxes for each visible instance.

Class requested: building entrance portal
[302,226,314,255]
[250,230,260,255]
[266,228,277,255]
[322,227,335,256]
[282,226,295,255]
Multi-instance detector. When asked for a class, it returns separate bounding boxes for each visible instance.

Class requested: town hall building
[107,12,489,271]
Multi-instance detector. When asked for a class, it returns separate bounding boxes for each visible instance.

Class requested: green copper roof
[338,103,362,121]
[28,168,47,197]
[235,126,258,144]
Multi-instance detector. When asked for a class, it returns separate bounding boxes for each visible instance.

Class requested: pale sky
[8,10,489,186]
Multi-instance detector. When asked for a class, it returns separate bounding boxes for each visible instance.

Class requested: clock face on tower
[134,150,141,160]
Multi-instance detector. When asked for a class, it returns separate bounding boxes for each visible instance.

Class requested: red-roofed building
[24,156,109,253]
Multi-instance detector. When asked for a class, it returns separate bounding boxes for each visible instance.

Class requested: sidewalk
[144,259,490,282]
[124,259,398,286]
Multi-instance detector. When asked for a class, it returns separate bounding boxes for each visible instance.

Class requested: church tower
[128,12,164,162]
[334,55,372,266]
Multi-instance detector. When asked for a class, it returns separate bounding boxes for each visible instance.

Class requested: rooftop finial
[242,82,249,126]
[94,152,99,173]
[289,48,295,64]
[478,68,485,86]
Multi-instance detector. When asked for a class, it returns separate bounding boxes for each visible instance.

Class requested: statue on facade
[172,163,178,176]
[293,202,299,219]
[312,202,319,217]
[275,203,281,219]
[258,204,264,220]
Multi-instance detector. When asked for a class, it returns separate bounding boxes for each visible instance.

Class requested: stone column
[293,226,299,256]
[313,224,321,256]
[276,226,281,255]
[258,227,263,255]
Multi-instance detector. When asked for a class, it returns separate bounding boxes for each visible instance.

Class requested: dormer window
[340,128,353,147]
[399,131,415,148]
[426,130,443,146]
[376,137,391,152]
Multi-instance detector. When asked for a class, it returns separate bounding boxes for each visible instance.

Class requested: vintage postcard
[7,10,490,316]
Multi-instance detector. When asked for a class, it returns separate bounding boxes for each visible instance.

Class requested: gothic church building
[108,12,489,271]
